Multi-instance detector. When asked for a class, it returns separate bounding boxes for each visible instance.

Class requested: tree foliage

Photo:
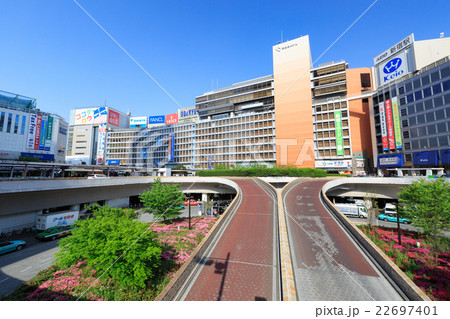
[56,206,162,289]
[399,178,450,250]
[139,178,184,221]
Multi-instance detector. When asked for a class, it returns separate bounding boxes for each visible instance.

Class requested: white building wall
[413,37,450,70]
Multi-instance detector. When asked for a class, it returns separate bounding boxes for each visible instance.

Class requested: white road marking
[0,277,9,283]
[20,266,32,272]
[41,257,52,263]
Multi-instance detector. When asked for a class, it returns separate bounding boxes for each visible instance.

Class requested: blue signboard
[378,154,403,167]
[107,159,120,165]
[413,151,438,166]
[148,115,165,124]
[441,149,450,165]
[20,152,54,161]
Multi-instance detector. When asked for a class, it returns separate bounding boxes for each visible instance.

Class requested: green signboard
[46,116,53,140]
[391,97,402,149]
[334,110,344,156]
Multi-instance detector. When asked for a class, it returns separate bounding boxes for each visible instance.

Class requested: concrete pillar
[10,167,13,178]
[426,169,432,176]
[397,168,403,176]
[377,168,383,177]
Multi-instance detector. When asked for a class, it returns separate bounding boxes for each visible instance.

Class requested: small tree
[56,206,162,289]
[139,178,184,221]
[399,178,450,251]
[363,190,379,228]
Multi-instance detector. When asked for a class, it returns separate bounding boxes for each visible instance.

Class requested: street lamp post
[186,196,193,230]
[395,203,406,245]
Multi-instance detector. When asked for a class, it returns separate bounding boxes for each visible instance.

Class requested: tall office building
[0,90,68,163]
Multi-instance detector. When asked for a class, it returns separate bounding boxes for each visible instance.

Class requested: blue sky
[0,0,449,121]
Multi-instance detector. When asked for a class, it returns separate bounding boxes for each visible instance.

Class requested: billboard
[334,111,344,156]
[168,134,174,162]
[34,115,42,150]
[130,116,148,127]
[374,34,414,65]
[413,151,438,166]
[108,110,120,126]
[45,116,53,151]
[378,51,409,86]
[148,115,165,128]
[378,154,403,167]
[178,107,197,123]
[385,100,395,150]
[166,113,178,125]
[97,123,107,164]
[93,107,108,124]
[391,97,402,149]
[107,159,120,165]
[315,160,352,168]
[39,115,48,151]
[379,102,388,151]
[27,114,37,149]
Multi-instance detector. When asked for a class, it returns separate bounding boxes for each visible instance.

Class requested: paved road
[182,179,279,301]
[0,233,59,297]
[284,180,404,301]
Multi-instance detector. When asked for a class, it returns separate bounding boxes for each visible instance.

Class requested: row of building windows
[195,81,272,104]
[0,112,27,135]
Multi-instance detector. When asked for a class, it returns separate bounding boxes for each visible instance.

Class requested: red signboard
[385,99,395,150]
[165,113,179,125]
[34,115,42,150]
[108,110,120,126]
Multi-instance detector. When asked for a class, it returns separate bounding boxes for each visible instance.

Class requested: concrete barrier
[155,179,241,301]
[321,182,431,301]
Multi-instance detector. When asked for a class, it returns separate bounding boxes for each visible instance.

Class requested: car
[87,174,108,179]
[0,240,26,255]
[378,213,411,224]
[184,199,199,206]
[35,225,75,241]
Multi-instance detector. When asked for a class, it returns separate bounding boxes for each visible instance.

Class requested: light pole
[186,195,193,230]
[394,203,406,245]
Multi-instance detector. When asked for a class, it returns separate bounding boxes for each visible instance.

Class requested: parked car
[378,213,411,224]
[35,225,75,241]
[87,174,108,179]
[184,199,198,206]
[0,240,26,255]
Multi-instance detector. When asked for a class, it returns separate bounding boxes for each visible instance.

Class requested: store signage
[34,115,42,150]
[385,100,395,150]
[178,107,197,123]
[166,113,178,125]
[391,97,402,149]
[75,107,108,125]
[97,123,106,164]
[378,154,403,167]
[374,34,414,65]
[413,151,438,166]
[168,134,174,162]
[379,51,409,85]
[39,115,47,151]
[334,110,344,156]
[27,114,37,149]
[379,102,388,151]
[107,159,120,165]
[45,116,53,151]
[315,160,352,168]
[130,116,147,127]
[108,110,120,126]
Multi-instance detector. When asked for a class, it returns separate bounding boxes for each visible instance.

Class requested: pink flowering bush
[359,225,449,301]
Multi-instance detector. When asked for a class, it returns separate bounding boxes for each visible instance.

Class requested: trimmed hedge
[196,167,327,177]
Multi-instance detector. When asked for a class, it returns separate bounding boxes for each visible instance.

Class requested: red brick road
[184,179,279,301]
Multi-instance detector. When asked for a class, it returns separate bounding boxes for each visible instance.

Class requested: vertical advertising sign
[97,123,107,164]
[27,114,37,149]
[34,115,42,150]
[208,156,212,170]
[379,102,388,151]
[108,110,120,126]
[45,116,53,151]
[334,111,344,156]
[168,134,174,162]
[391,97,402,149]
[385,99,395,150]
[39,115,48,151]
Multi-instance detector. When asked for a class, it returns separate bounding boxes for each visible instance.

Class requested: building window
[442,67,450,79]
[14,114,19,133]
[434,96,444,107]
[414,90,423,101]
[432,83,442,94]
[431,71,440,82]
[0,112,5,132]
[21,116,26,134]
[402,119,408,127]
[6,113,12,133]
[413,79,421,89]
[407,94,414,104]
[404,142,411,150]
[421,74,430,85]
[400,108,407,116]
[443,79,450,91]
[403,131,410,138]
[360,73,371,88]
[405,154,412,162]
[423,87,432,98]
[399,97,406,105]
[405,82,413,93]
[398,86,405,94]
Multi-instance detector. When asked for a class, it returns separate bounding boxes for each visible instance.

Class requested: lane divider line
[20,266,32,273]
[0,277,9,283]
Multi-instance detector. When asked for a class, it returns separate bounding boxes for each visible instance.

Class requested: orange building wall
[346,68,373,161]
[273,36,315,168]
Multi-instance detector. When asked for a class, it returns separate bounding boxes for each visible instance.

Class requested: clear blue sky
[1,0,449,122]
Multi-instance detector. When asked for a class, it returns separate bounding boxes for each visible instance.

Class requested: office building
[0,90,68,163]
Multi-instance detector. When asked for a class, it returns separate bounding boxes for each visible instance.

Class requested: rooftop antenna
[281,31,283,43]
[127,108,131,116]
[104,99,106,107]
[440,32,444,38]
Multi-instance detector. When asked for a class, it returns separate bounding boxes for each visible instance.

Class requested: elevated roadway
[180,179,280,301]
[283,179,404,301]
